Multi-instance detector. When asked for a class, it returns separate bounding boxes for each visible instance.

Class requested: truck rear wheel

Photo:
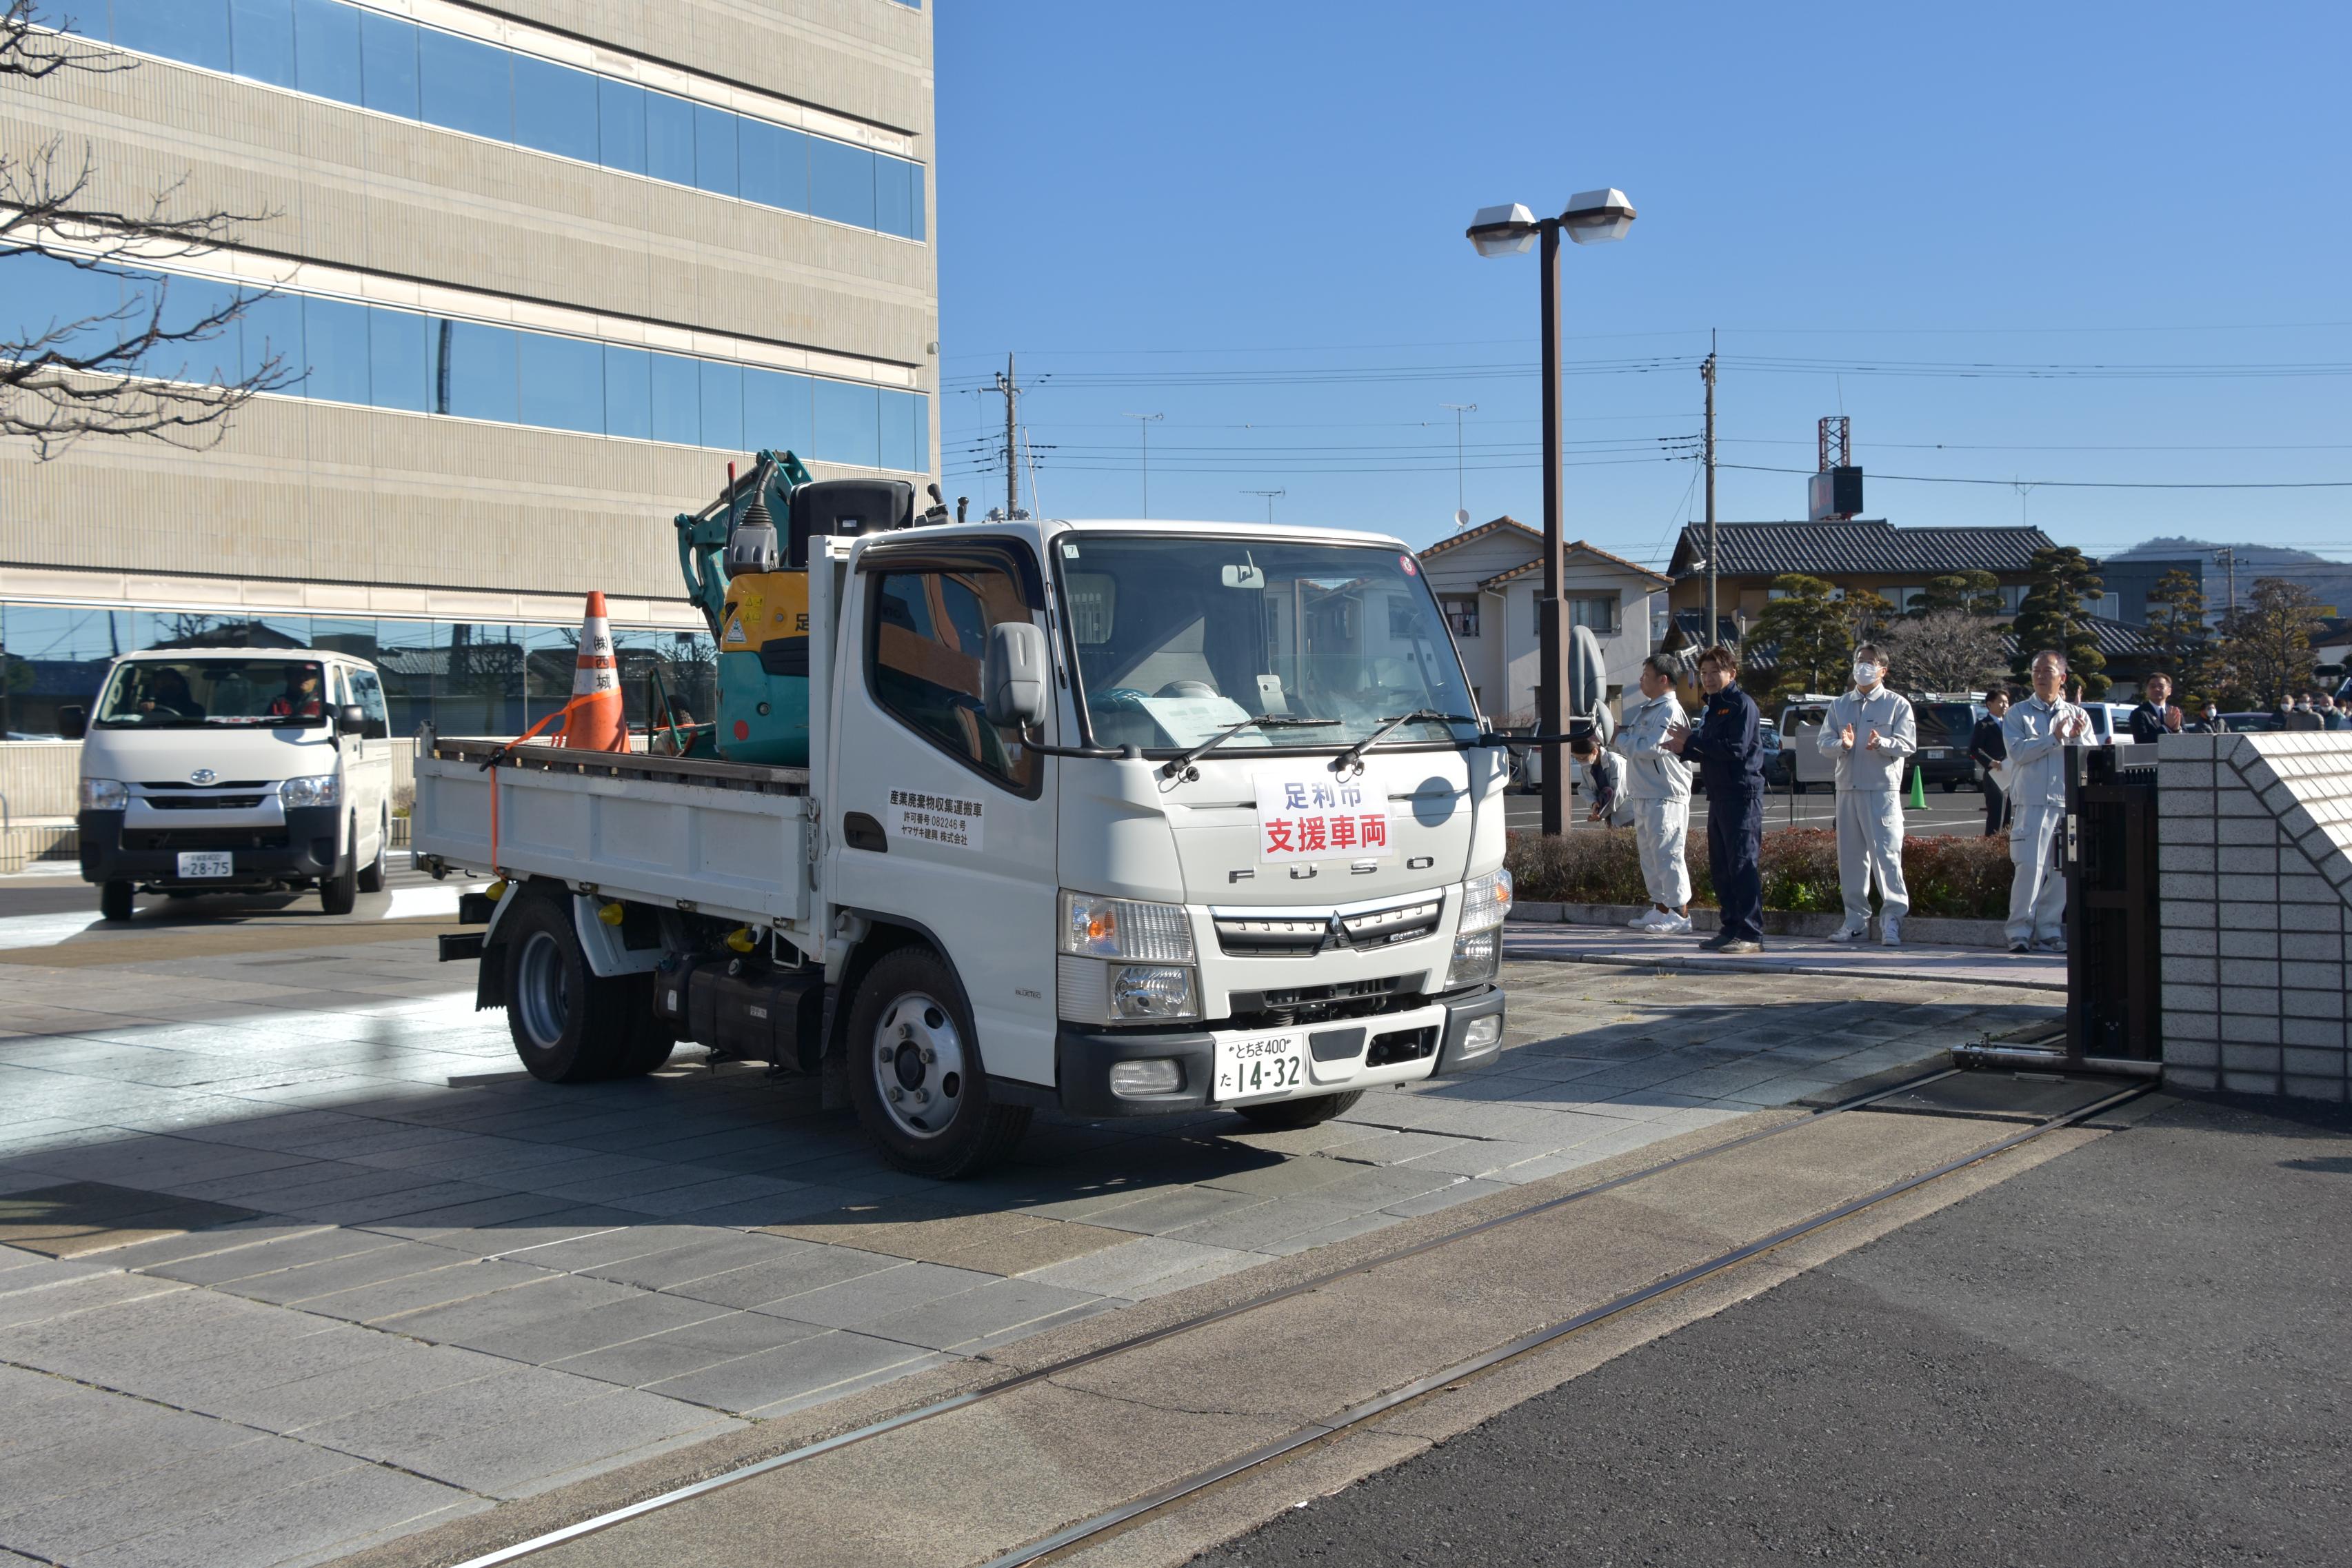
[503,893,640,1083]
[845,945,1029,1179]
[1234,1090,1363,1130]
[99,881,135,923]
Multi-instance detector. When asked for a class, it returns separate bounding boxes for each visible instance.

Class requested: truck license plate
[177,851,233,878]
[1214,1031,1307,1103]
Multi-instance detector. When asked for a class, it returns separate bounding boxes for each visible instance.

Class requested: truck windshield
[94,660,330,729]
[1055,535,1476,752]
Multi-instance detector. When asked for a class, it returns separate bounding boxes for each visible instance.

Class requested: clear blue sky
[934,1,2351,573]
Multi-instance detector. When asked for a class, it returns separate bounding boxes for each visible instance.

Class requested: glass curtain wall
[0,603,715,741]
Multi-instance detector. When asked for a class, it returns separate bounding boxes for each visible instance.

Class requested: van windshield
[95,660,329,729]
[1054,535,1476,751]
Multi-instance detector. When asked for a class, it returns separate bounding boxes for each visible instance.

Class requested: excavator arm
[673,449,814,639]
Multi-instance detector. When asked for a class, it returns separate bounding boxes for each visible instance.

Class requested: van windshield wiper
[1329,710,1483,774]
[1159,715,1340,779]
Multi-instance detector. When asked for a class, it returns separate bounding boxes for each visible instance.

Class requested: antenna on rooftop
[1809,415,1862,521]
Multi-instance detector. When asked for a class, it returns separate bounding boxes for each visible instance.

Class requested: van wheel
[1235,1090,1363,1130]
[846,946,1029,1179]
[356,809,388,892]
[99,881,135,923]
[502,892,636,1083]
[1941,780,1958,794]
[320,816,359,915]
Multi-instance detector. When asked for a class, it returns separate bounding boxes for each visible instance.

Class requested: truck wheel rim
[872,992,965,1140]
[516,931,570,1049]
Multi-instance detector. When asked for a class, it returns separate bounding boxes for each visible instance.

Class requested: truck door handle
[843,812,887,852]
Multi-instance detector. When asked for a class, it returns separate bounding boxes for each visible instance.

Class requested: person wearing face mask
[1816,643,1916,945]
[1618,654,1694,934]
[1663,645,1765,953]
[2002,649,2091,954]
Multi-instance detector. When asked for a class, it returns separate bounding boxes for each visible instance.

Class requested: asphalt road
[0,862,467,936]
[1505,782,1998,838]
[1194,1092,2352,1568]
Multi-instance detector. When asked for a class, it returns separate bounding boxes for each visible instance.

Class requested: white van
[68,647,395,921]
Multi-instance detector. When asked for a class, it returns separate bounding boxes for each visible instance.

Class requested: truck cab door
[343,667,394,861]
[830,537,1060,1088]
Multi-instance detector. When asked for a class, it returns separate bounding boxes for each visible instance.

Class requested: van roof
[118,647,373,665]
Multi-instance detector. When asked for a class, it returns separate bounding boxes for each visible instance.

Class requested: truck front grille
[143,794,268,810]
[127,828,290,852]
[1213,896,1443,956]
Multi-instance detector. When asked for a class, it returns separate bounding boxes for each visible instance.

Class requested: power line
[1716,463,2352,490]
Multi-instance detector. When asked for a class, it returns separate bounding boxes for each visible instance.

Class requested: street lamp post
[1465,189,1636,837]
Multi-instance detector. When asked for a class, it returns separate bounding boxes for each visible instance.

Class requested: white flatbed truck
[412,517,1510,1176]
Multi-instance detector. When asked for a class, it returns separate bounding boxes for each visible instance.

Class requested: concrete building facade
[1,0,936,754]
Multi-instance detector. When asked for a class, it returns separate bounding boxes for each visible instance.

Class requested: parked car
[2220,711,2282,733]
[67,647,395,923]
[1911,700,1986,791]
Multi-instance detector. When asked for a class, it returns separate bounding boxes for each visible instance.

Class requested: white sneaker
[2033,936,2067,954]
[1656,912,1693,935]
[1880,918,1902,947]
[1629,910,1662,929]
[1826,925,1866,943]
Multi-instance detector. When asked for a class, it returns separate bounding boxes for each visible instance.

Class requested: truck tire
[356,809,388,892]
[845,945,1029,1179]
[100,881,135,923]
[1234,1089,1363,1130]
[501,893,637,1083]
[320,816,359,916]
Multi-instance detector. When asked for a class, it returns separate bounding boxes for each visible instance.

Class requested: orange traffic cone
[554,592,627,752]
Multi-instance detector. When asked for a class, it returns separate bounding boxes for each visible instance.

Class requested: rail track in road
[451,1065,2150,1568]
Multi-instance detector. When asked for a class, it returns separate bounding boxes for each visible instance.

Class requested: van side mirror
[57,705,87,741]
[337,704,367,735]
[983,621,1051,731]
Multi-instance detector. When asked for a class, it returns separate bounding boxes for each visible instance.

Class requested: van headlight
[1447,927,1500,988]
[278,774,341,808]
[79,778,128,812]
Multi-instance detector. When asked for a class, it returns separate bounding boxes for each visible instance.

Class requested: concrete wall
[2157,732,2352,1102]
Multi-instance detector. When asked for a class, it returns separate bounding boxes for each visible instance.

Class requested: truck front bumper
[1041,983,1505,1118]
[78,807,344,889]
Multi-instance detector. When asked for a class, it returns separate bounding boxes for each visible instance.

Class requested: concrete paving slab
[450,1289,738,1365]
[747,1258,999,1330]
[374,1272,641,1350]
[66,1459,482,1568]
[547,1310,834,1389]
[644,1327,945,1416]
[855,1276,1112,1352]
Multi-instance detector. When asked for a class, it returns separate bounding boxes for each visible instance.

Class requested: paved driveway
[0,914,2054,1567]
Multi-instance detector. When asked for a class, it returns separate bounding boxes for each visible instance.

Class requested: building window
[1570,595,1620,634]
[0,249,929,470]
[60,0,926,241]
[1440,595,1480,639]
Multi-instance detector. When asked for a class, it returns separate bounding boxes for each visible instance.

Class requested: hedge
[1505,826,2015,921]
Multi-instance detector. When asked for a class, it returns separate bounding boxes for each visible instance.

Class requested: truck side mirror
[337,704,367,735]
[57,704,87,741]
[983,621,1051,731]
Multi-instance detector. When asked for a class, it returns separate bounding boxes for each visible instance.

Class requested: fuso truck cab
[414,510,1514,1178]
[71,647,396,922]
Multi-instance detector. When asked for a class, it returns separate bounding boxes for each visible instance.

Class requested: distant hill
[2109,537,2352,616]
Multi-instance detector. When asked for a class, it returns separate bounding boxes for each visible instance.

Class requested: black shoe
[2007,941,2030,954]
[1698,932,1733,952]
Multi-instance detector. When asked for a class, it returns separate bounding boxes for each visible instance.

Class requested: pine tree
[1916,571,2004,617]
[2011,547,2109,697]
[1750,574,1852,705]
[2144,568,2223,706]
[2218,578,2323,707]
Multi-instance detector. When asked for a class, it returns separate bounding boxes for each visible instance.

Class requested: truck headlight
[1112,965,1197,1020]
[1057,956,1203,1025]
[1060,891,1194,961]
[1457,867,1512,933]
[277,774,341,808]
[1447,927,1500,988]
[79,778,128,812]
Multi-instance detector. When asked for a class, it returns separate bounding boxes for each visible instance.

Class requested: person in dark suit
[1664,645,1765,953]
[1971,688,2011,836]
[2128,672,2182,745]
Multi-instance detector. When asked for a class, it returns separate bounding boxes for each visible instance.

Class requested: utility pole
[1701,339,1718,652]
[1122,412,1163,518]
[1440,403,1476,526]
[994,354,1021,519]
[2214,545,2238,625]
[1243,488,1285,525]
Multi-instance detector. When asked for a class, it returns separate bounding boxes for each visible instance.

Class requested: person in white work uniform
[1618,654,1694,934]
[2002,648,2091,954]
[1817,642,1916,945]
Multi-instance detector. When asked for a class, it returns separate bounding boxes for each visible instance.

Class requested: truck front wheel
[845,946,1029,1179]
[503,894,641,1083]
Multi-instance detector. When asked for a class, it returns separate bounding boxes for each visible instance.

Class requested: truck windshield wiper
[1329,710,1482,774]
[1160,714,1340,779]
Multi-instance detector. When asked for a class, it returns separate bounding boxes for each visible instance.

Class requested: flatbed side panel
[413,752,809,925]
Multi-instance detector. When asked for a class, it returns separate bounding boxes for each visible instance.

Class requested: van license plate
[1214,1031,1307,1103]
[177,852,232,878]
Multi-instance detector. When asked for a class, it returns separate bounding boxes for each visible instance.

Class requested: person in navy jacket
[1664,645,1766,952]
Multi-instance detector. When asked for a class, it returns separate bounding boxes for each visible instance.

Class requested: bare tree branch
[2,1,294,458]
